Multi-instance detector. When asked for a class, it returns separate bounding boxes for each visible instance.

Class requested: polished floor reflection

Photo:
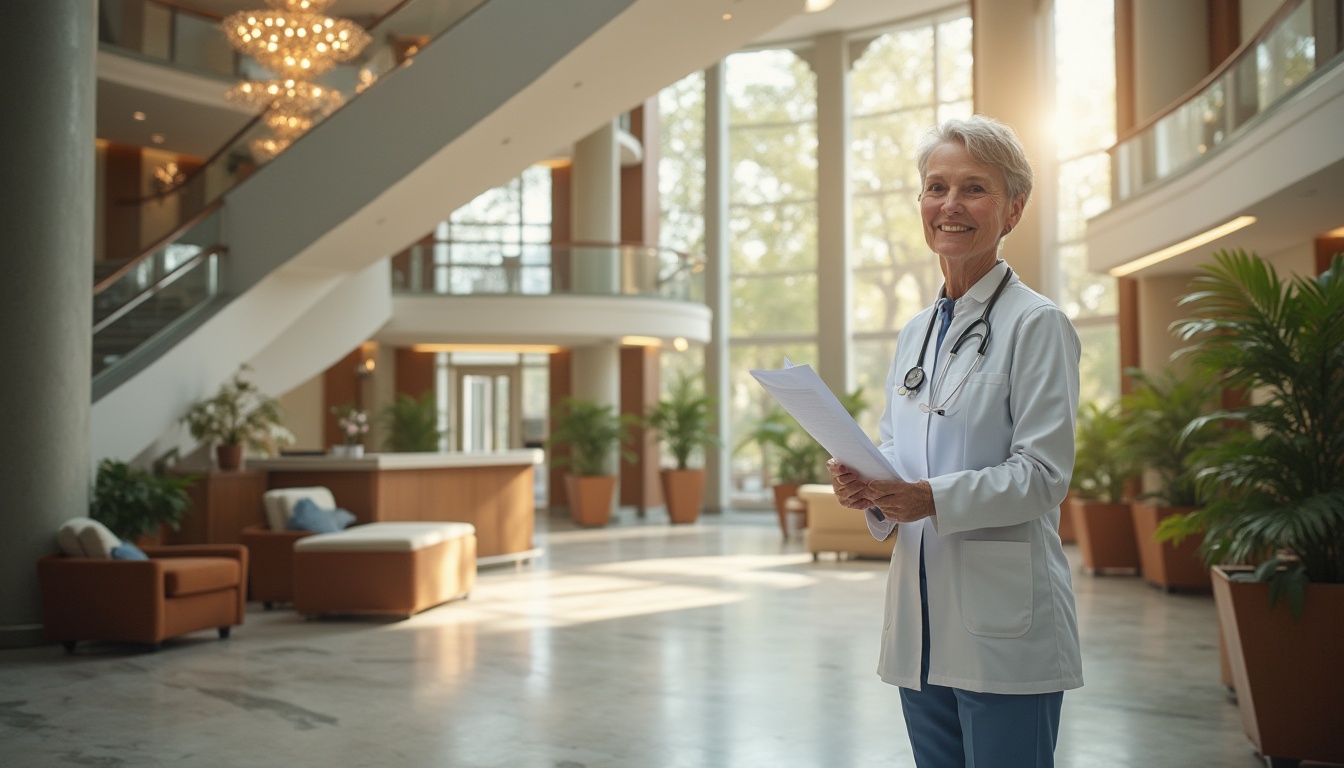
[0,509,1309,767]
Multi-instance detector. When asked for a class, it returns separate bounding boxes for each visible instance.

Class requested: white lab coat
[865,261,1084,695]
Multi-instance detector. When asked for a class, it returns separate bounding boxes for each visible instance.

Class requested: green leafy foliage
[1156,251,1344,617]
[738,388,867,485]
[645,374,721,470]
[547,398,637,477]
[182,366,293,453]
[380,392,443,452]
[1117,366,1222,506]
[89,459,196,540]
[1071,401,1134,503]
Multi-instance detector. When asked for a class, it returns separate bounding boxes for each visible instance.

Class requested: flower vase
[347,444,364,458]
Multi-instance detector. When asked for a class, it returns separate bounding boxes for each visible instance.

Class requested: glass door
[455,366,521,452]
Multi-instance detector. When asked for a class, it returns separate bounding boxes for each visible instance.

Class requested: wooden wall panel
[171,470,268,544]
[395,347,436,399]
[1316,235,1344,275]
[103,144,142,263]
[548,349,572,507]
[323,347,364,447]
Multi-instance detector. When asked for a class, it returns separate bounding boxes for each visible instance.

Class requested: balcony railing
[390,242,705,303]
[99,0,244,79]
[1111,0,1343,203]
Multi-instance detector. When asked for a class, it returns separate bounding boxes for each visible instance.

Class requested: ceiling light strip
[1108,216,1257,277]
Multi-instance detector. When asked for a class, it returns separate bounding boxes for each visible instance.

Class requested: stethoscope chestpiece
[898,366,926,397]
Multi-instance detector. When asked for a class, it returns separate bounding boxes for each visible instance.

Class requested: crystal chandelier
[220,0,370,162]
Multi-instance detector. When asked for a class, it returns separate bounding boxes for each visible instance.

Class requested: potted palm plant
[1067,401,1140,573]
[1159,250,1344,766]
[547,397,637,527]
[645,374,721,524]
[740,408,829,536]
[182,366,293,470]
[1118,365,1222,591]
[380,392,444,452]
[89,459,196,544]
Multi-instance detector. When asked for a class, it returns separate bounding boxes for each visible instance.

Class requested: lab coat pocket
[960,540,1033,638]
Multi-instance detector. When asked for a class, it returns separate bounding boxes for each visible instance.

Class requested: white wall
[278,373,324,451]
[1241,0,1282,44]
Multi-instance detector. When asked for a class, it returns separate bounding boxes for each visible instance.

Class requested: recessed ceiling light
[722,13,732,20]
[150,133,166,144]
[132,111,146,121]
[804,0,837,12]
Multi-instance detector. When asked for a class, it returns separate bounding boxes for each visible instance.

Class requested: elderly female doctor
[828,115,1082,768]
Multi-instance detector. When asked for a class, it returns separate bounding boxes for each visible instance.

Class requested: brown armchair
[239,526,313,608]
[37,544,248,652]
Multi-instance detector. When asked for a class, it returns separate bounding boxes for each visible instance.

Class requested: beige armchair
[799,484,896,561]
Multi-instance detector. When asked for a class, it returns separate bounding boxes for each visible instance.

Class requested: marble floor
[0,508,1320,767]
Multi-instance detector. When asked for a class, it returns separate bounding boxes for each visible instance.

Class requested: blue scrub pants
[898,547,1063,768]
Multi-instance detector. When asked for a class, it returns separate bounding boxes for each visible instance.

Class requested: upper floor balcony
[378,241,711,348]
[1087,0,1344,278]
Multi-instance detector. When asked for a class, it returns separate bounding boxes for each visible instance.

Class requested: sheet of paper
[748,362,897,480]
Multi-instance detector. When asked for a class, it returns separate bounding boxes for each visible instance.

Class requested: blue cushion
[111,541,148,560]
[287,497,357,533]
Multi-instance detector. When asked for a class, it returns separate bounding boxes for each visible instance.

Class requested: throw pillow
[111,541,149,560]
[57,517,97,557]
[286,497,356,534]
[76,519,123,559]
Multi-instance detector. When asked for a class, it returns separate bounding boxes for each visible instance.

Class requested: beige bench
[293,522,476,618]
[799,484,897,561]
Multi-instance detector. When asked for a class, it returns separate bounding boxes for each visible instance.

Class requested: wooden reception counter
[247,450,542,562]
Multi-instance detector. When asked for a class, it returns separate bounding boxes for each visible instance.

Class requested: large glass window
[433,167,553,295]
[725,49,818,503]
[1054,0,1119,406]
[850,11,973,437]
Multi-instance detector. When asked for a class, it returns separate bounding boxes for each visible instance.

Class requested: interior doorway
[455,366,521,452]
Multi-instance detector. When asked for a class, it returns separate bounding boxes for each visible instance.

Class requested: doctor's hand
[827,459,873,510]
[866,478,936,524]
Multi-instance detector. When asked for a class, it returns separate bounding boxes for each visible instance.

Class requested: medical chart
[748,360,897,481]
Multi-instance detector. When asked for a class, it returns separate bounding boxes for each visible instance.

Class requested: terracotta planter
[565,474,616,527]
[661,469,705,524]
[1057,494,1077,543]
[772,483,801,537]
[216,443,243,471]
[1067,497,1140,573]
[1131,502,1210,591]
[1213,566,1344,765]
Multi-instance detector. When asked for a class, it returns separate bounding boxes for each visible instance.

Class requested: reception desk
[248,450,542,562]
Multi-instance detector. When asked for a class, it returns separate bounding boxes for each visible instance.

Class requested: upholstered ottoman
[292,522,476,618]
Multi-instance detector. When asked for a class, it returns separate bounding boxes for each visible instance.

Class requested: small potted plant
[380,392,444,452]
[645,373,721,524]
[182,366,293,470]
[89,459,196,545]
[547,397,636,527]
[331,405,370,458]
[739,407,828,536]
[1068,401,1140,573]
[1118,365,1222,591]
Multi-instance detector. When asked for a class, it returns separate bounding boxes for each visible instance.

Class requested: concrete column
[813,32,852,396]
[571,120,621,295]
[703,63,732,512]
[972,0,1049,293]
[570,120,622,482]
[0,1,96,646]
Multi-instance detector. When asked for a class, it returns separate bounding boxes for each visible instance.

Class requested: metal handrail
[94,200,224,295]
[92,245,227,335]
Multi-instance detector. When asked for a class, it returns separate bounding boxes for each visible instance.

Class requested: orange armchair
[38,544,247,652]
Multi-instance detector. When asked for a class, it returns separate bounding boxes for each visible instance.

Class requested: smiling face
[919,141,1025,282]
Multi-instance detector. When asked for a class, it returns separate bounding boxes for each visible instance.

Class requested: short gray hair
[916,115,1033,204]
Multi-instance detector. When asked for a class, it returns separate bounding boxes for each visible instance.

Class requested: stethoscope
[896,265,1014,416]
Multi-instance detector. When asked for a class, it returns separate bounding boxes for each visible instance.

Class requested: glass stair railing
[93,0,492,389]
[92,207,223,384]
[1111,0,1344,203]
[390,242,706,303]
